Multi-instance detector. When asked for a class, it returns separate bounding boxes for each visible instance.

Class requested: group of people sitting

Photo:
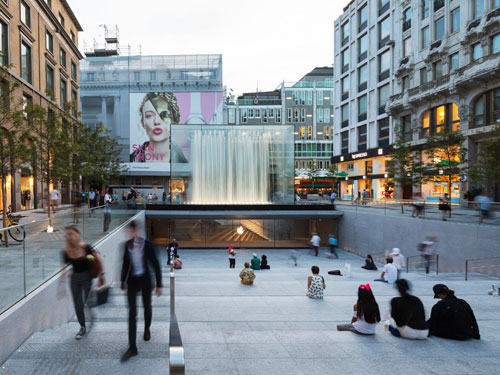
[336,280,480,341]
[237,252,271,285]
[360,248,406,284]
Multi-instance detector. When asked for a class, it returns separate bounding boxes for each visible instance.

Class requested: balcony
[237,98,282,106]
[454,53,500,90]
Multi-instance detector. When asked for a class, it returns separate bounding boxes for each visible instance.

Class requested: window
[420,103,460,136]
[276,109,281,122]
[341,22,349,44]
[59,13,65,27]
[287,108,292,122]
[450,8,460,33]
[403,37,412,58]
[494,0,500,9]
[433,61,443,79]
[248,109,254,118]
[342,49,349,73]
[149,71,156,81]
[402,115,412,141]
[422,110,431,136]
[378,118,390,146]
[420,68,428,84]
[269,108,274,118]
[22,94,32,119]
[341,131,349,155]
[473,0,484,19]
[378,84,390,112]
[306,91,312,105]
[402,75,410,92]
[422,26,430,48]
[473,88,500,127]
[379,17,391,46]
[324,108,330,123]
[293,108,299,122]
[403,8,411,32]
[317,108,324,123]
[71,90,77,117]
[317,91,323,105]
[293,91,299,105]
[300,126,305,139]
[21,41,32,83]
[341,104,349,127]
[46,30,53,53]
[422,0,429,19]
[300,91,305,105]
[359,34,367,61]
[44,0,52,7]
[492,34,500,54]
[241,108,248,123]
[379,0,390,13]
[472,43,482,61]
[358,95,367,117]
[449,53,459,71]
[358,125,367,151]
[359,65,368,91]
[359,5,367,31]
[262,109,268,123]
[255,109,261,118]
[134,71,141,81]
[71,62,77,80]
[60,79,67,107]
[46,65,54,99]
[378,51,390,81]
[70,30,76,43]
[0,20,7,65]
[434,17,445,40]
[21,1,31,28]
[300,108,306,122]
[59,48,66,68]
[229,108,235,123]
[307,126,312,140]
[87,72,95,81]
[324,126,330,139]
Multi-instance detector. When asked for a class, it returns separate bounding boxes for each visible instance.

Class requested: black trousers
[127,275,152,351]
[103,212,111,232]
[229,258,235,268]
[70,272,92,328]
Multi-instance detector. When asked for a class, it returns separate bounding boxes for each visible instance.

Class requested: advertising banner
[129,91,223,172]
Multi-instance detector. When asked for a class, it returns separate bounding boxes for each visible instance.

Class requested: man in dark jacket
[427,284,480,340]
[120,220,162,361]
[167,238,179,265]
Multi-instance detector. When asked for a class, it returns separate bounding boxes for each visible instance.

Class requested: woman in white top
[337,283,381,335]
[306,266,325,299]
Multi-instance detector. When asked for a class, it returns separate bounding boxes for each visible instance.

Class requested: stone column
[101,97,107,126]
[113,96,120,138]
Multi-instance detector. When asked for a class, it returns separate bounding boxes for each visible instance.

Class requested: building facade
[386,0,500,203]
[333,0,396,201]
[228,67,335,178]
[0,0,83,210]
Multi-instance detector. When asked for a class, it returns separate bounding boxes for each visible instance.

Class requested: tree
[387,136,425,213]
[325,164,338,191]
[424,129,466,217]
[306,160,321,193]
[468,123,500,201]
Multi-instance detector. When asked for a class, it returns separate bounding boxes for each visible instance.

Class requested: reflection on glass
[422,110,430,136]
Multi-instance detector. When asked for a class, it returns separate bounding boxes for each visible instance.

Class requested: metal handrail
[465,255,500,280]
[169,252,185,374]
[406,253,439,275]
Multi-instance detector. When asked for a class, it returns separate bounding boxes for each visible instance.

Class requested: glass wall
[170,125,294,204]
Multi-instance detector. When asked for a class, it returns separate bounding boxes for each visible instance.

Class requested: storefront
[331,146,393,201]
[20,174,34,210]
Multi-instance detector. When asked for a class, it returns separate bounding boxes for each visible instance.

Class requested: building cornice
[0,2,13,19]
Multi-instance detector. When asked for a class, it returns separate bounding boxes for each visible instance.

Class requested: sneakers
[75,327,86,340]
[120,347,138,362]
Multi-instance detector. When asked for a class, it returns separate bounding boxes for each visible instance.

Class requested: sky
[67,0,345,96]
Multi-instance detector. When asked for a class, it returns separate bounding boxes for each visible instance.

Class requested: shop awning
[299,183,332,188]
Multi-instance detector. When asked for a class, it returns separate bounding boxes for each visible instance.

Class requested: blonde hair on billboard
[139,92,181,124]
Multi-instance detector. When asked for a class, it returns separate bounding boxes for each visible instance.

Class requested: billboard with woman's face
[129,91,223,172]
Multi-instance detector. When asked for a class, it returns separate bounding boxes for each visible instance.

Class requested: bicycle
[0,206,26,243]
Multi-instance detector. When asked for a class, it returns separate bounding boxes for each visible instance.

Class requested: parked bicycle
[0,206,26,243]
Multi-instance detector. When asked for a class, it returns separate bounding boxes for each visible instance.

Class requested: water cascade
[191,129,271,204]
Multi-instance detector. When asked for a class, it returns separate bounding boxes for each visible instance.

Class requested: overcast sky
[67,0,344,96]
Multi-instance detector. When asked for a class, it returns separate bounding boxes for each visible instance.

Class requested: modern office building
[333,0,395,201]
[386,0,500,202]
[227,67,335,178]
[0,0,83,210]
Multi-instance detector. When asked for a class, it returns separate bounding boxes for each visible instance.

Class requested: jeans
[329,245,338,258]
[127,275,152,351]
[374,278,388,283]
[70,271,92,328]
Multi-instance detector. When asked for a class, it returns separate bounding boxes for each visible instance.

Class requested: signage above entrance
[331,145,392,164]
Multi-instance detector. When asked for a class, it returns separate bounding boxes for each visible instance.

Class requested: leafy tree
[387,136,425,213]
[424,129,466,217]
[468,123,500,201]
[325,164,338,190]
[306,160,321,193]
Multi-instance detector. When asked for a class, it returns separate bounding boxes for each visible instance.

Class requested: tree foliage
[306,160,321,192]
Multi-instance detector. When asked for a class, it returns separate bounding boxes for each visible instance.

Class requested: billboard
[129,91,223,172]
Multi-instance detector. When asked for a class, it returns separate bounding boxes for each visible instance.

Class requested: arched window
[420,103,460,138]
[473,88,500,127]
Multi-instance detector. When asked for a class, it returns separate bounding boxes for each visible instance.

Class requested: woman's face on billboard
[141,99,172,143]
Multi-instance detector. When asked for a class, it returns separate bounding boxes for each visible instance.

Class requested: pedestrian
[386,279,428,340]
[328,234,338,258]
[374,257,398,284]
[296,193,301,202]
[251,253,261,270]
[120,220,162,362]
[162,192,167,203]
[418,236,437,274]
[330,190,337,208]
[361,189,368,205]
[49,187,59,212]
[411,192,425,218]
[439,193,451,221]
[337,283,380,334]
[228,249,236,269]
[427,284,480,340]
[173,254,182,269]
[88,188,97,213]
[310,232,320,256]
[103,189,113,232]
[122,191,127,201]
[290,249,298,266]
[62,225,105,340]
[474,190,492,224]
[389,248,405,277]
[306,265,325,299]
[239,262,256,285]
[361,255,378,270]
[167,238,179,265]
[260,254,270,270]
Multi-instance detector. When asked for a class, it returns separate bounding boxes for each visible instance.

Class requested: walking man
[330,191,337,209]
[88,188,96,216]
[310,232,320,256]
[103,189,113,232]
[361,189,368,205]
[328,234,339,258]
[120,220,162,362]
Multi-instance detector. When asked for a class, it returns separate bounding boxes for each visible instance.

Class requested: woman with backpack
[337,283,381,334]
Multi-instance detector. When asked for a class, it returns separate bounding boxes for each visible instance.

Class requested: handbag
[85,245,102,279]
[86,286,110,308]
